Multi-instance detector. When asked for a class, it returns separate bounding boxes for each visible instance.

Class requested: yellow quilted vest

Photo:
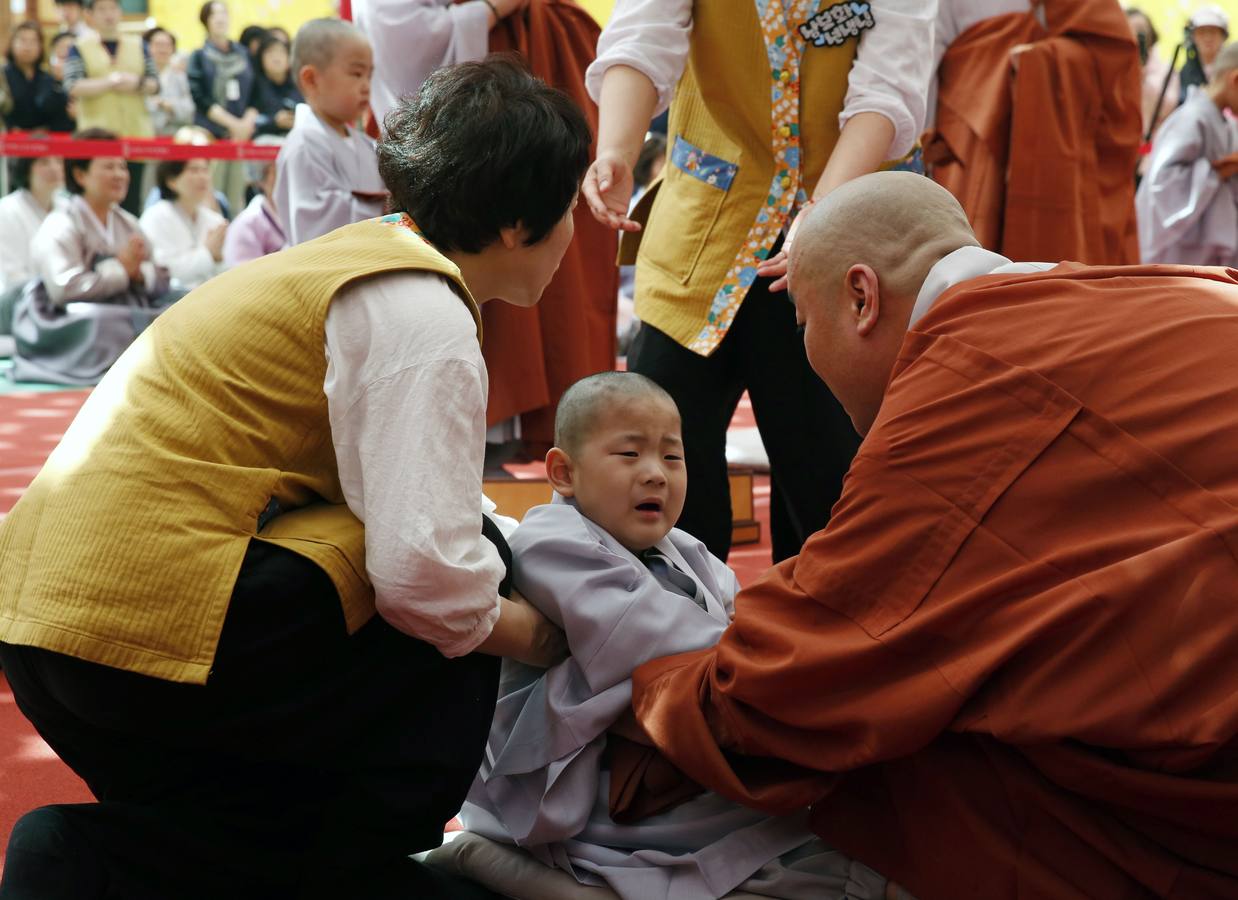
[622,1,865,354]
[74,34,154,137]
[0,216,479,684]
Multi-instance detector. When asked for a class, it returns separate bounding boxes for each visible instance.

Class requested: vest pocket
[639,136,738,286]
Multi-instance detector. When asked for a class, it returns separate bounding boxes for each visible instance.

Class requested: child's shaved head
[554,372,678,455]
[548,372,686,551]
[1212,41,1238,79]
[291,18,365,90]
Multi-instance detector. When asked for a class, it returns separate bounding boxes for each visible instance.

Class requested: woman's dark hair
[155,160,189,200]
[8,21,46,71]
[257,34,289,77]
[377,54,591,254]
[10,157,36,192]
[144,25,177,50]
[65,127,117,194]
[239,24,269,53]
[199,1,225,30]
[1126,7,1159,48]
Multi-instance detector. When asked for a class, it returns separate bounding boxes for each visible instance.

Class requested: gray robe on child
[458,499,885,900]
[273,103,388,246]
[12,195,170,385]
[1136,88,1238,265]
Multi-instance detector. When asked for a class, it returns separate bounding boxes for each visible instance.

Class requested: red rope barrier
[0,133,281,162]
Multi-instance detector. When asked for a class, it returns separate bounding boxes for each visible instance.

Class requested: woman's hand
[475,589,568,668]
[116,235,147,282]
[582,153,642,233]
[229,117,255,142]
[505,589,569,667]
[755,200,813,293]
[205,222,228,262]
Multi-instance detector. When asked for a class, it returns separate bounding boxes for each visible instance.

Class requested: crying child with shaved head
[442,371,891,900]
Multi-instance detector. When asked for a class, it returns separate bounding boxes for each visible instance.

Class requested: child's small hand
[1214,153,1238,179]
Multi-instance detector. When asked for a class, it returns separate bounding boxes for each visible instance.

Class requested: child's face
[304,37,373,128]
[1222,71,1238,111]
[549,396,687,553]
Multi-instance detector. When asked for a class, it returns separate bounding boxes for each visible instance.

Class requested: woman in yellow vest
[582,0,935,563]
[0,57,585,900]
[62,0,158,215]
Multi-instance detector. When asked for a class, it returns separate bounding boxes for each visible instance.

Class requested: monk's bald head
[787,173,977,435]
[554,372,677,456]
[790,172,977,306]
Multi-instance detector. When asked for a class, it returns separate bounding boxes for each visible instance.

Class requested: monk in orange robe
[925,0,1142,265]
[630,172,1238,900]
[485,0,618,447]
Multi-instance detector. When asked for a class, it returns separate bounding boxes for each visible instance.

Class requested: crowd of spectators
[3,0,300,140]
[0,0,302,364]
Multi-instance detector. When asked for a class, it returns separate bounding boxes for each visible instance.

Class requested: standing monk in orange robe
[486,0,618,447]
[925,0,1142,264]
[630,172,1238,900]
[355,0,617,448]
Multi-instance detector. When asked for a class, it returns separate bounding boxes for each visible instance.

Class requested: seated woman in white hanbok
[140,159,228,291]
[0,155,64,350]
[13,128,170,385]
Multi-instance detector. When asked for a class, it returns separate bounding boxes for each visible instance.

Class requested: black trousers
[629,269,860,562]
[0,533,509,900]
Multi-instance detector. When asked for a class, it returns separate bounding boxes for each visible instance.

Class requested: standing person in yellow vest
[583,0,935,563]
[62,0,158,216]
[0,58,586,900]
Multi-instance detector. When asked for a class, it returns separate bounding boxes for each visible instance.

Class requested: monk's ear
[846,264,881,337]
[545,447,576,497]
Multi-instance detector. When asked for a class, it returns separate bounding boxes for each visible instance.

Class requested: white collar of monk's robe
[909,245,1058,329]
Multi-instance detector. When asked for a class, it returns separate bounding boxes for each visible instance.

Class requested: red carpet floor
[0,388,773,871]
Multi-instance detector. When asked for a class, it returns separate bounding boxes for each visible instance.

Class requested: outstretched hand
[755,200,814,292]
[582,154,642,233]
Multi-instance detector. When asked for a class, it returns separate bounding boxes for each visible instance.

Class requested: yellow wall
[577,0,614,25]
[146,0,336,49]
[1130,2,1237,54]
[147,0,611,45]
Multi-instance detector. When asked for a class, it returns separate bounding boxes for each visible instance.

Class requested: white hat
[1191,4,1230,34]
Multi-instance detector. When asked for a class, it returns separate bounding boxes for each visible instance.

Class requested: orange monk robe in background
[486,1,618,446]
[925,1,1142,264]
[631,265,1238,900]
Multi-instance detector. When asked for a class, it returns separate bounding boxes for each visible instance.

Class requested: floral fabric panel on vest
[687,0,822,355]
[379,212,430,243]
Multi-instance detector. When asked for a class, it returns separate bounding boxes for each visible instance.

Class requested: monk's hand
[583,153,642,233]
[756,200,814,292]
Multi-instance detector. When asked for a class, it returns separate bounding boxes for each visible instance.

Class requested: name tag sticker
[799,1,876,47]
[225,78,241,101]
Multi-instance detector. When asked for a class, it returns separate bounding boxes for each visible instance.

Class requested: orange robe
[925,1,1142,264]
[485,0,618,445]
[632,264,1238,899]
